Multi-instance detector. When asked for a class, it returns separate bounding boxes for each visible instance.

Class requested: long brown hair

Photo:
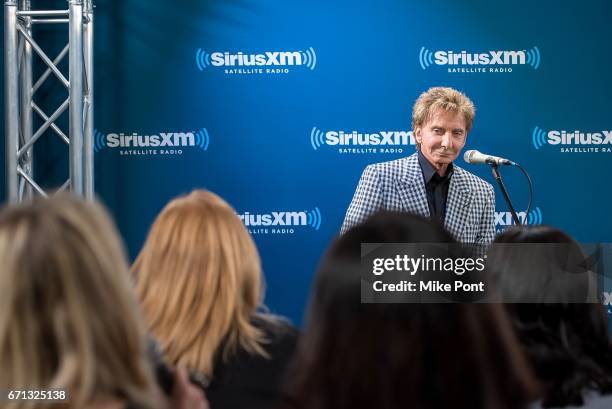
[133,190,271,378]
[0,195,160,409]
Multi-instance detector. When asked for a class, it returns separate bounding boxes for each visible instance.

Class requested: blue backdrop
[2,0,612,324]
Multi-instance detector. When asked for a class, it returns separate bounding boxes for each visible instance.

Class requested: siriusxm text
[495,212,534,226]
[211,51,303,67]
[106,132,195,148]
[239,211,307,226]
[326,131,414,146]
[547,130,612,145]
[434,50,526,65]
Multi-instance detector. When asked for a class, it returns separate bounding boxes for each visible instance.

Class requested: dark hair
[490,226,612,407]
[283,212,538,409]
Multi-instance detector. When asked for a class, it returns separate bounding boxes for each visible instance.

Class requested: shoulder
[254,315,299,354]
[206,317,299,409]
[363,153,419,181]
[207,317,298,393]
[453,164,494,194]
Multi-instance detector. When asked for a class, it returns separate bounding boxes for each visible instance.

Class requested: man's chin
[434,155,455,163]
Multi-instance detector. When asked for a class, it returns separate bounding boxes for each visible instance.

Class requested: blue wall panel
[3,0,611,323]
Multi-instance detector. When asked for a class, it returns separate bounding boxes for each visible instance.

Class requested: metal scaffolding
[4,0,94,202]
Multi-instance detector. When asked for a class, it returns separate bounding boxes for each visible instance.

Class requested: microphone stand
[490,164,521,225]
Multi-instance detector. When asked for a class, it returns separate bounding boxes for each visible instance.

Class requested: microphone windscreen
[463,150,477,163]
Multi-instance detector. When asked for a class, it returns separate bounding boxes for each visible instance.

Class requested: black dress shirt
[417,151,453,223]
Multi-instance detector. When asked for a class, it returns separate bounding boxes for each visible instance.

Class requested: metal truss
[4,0,94,202]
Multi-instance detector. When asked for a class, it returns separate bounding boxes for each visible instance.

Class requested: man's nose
[441,132,452,149]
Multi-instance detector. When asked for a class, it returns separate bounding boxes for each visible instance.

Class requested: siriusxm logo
[311,127,414,155]
[532,126,612,153]
[239,207,322,235]
[495,207,543,230]
[419,46,541,73]
[195,47,316,75]
[94,128,209,156]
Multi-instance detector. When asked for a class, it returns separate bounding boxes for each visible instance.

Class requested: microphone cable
[512,162,534,224]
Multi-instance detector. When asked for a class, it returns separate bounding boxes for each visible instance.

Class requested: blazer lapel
[395,154,430,218]
[445,169,472,240]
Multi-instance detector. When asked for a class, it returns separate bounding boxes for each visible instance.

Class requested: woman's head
[489,226,612,407]
[286,212,537,409]
[133,190,267,377]
[488,225,598,303]
[0,195,158,409]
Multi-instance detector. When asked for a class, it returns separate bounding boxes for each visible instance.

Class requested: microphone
[463,150,516,166]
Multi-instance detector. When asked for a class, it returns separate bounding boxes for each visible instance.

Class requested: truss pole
[19,0,33,200]
[83,0,93,199]
[68,0,83,195]
[5,0,19,203]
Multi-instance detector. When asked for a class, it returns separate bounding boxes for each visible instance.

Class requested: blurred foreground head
[490,226,612,408]
[0,195,159,409]
[488,225,599,303]
[133,190,271,378]
[285,212,538,409]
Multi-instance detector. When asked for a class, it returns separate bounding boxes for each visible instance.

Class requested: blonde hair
[412,87,476,148]
[133,190,270,378]
[0,195,160,409]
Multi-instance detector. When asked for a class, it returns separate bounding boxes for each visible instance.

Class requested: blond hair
[133,190,270,378]
[0,195,160,409]
[412,87,476,148]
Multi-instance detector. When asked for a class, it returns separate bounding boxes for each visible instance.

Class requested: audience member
[489,226,612,408]
[283,211,538,409]
[0,195,207,409]
[133,190,297,409]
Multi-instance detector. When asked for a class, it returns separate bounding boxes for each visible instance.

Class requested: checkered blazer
[340,153,495,245]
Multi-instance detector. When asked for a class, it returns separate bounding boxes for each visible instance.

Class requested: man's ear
[414,127,422,143]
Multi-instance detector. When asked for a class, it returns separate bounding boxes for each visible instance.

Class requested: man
[340,87,495,246]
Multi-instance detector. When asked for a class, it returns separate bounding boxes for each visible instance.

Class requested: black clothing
[418,150,453,223]
[204,317,298,409]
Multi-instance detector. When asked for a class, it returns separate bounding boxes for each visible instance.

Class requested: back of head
[285,212,537,409]
[0,195,158,409]
[133,189,268,378]
[489,225,597,303]
[490,226,612,407]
